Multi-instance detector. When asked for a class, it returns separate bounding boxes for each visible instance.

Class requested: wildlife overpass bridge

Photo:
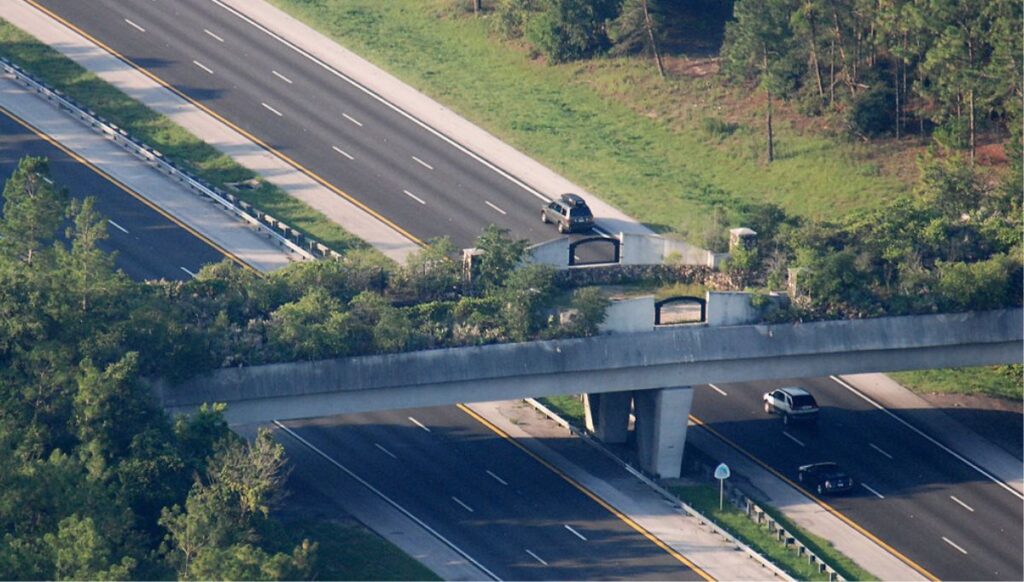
[156,308,1022,476]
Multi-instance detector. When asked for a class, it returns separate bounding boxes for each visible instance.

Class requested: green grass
[266,519,439,581]
[670,484,877,581]
[265,0,909,239]
[889,366,1023,401]
[0,19,367,255]
[538,395,585,425]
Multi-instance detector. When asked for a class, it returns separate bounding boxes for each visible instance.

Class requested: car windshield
[791,394,817,408]
[568,206,592,218]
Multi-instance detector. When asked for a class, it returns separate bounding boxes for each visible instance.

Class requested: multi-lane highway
[0,107,226,280]
[692,378,1024,581]
[279,407,702,581]
[23,1,1023,579]
[32,0,562,250]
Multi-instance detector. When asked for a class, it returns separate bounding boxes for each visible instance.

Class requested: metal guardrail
[523,398,794,581]
[1,57,341,263]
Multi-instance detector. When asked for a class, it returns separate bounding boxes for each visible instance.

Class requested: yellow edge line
[457,403,715,581]
[24,0,424,248]
[689,414,940,582]
[0,104,253,272]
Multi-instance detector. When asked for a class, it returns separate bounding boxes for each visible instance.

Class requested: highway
[279,407,701,581]
[25,1,1023,579]
[0,99,699,578]
[692,377,1024,581]
[0,107,225,280]
[32,0,563,251]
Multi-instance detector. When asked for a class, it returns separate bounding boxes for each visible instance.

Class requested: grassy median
[0,19,368,255]
[671,484,877,581]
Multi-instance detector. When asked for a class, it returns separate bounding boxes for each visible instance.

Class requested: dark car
[541,193,594,234]
[763,387,819,424]
[798,462,855,495]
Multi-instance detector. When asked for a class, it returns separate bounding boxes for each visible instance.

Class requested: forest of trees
[0,155,614,577]
[481,0,1022,318]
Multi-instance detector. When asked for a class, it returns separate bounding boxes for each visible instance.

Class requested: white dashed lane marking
[193,60,214,74]
[204,28,225,42]
[272,70,293,84]
[403,190,426,205]
[332,146,354,160]
[485,201,506,215]
[124,18,146,33]
[342,113,363,127]
[412,156,434,170]
[261,102,283,117]
[107,219,129,234]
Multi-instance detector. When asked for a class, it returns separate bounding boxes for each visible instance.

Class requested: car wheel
[541,211,549,224]
[763,402,772,414]
[557,222,567,234]
[817,484,824,495]
[783,413,790,425]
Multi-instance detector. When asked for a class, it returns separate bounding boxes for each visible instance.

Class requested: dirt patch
[915,392,1023,460]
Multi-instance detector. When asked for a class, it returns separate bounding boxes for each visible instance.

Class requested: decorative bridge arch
[568,236,620,266]
[655,296,706,325]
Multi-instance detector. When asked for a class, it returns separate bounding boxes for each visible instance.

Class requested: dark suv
[798,462,855,495]
[541,194,594,234]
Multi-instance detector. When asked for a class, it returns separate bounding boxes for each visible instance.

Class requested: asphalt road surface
[28,3,1022,579]
[0,107,225,280]
[692,377,1024,581]
[34,0,581,251]
[279,406,701,581]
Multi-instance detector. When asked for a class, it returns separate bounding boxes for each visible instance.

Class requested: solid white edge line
[208,0,549,204]
[708,383,728,396]
[212,0,619,239]
[107,219,129,234]
[483,201,507,216]
[830,375,1024,500]
[451,496,474,513]
[342,112,363,127]
[861,483,885,499]
[411,155,434,170]
[273,421,500,580]
[331,145,354,160]
[781,431,805,447]
[942,536,968,555]
[193,60,214,74]
[204,28,225,42]
[403,189,426,205]
[124,18,146,33]
[525,549,547,565]
[374,443,397,459]
[272,69,293,84]
[868,442,893,460]
[949,495,975,512]
[485,470,508,485]
[564,524,587,541]
[179,266,197,278]
[408,416,430,432]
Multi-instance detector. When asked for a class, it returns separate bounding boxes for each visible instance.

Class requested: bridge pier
[583,391,631,443]
[583,386,693,478]
[634,386,693,478]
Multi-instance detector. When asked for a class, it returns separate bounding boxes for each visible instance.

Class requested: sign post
[714,463,731,511]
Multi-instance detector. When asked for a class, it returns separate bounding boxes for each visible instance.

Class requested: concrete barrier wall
[525,232,717,268]
[598,296,655,334]
[527,238,570,267]
[706,292,759,326]
[156,309,1023,423]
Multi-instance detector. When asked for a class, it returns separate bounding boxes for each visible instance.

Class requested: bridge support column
[583,391,632,443]
[634,386,693,478]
